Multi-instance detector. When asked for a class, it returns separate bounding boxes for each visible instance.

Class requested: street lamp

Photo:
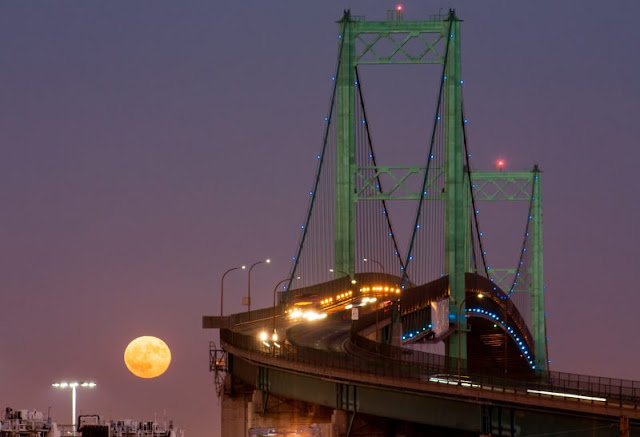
[220,265,246,319]
[52,381,96,433]
[329,268,356,284]
[248,258,271,319]
[456,293,484,384]
[258,278,297,352]
[363,258,385,273]
[272,278,291,338]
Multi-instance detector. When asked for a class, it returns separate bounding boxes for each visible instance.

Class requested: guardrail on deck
[221,328,640,410]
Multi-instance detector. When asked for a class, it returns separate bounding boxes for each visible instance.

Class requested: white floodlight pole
[52,381,96,433]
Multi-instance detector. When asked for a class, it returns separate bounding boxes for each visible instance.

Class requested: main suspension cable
[508,172,537,296]
[286,20,348,295]
[461,101,489,279]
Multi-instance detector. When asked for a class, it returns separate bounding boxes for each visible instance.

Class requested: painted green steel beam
[357,60,444,65]
[471,171,534,202]
[530,166,547,370]
[473,171,534,180]
[334,12,356,277]
[351,20,448,65]
[354,33,445,65]
[443,13,466,362]
[464,173,473,272]
[355,166,443,200]
[355,169,535,201]
[352,21,449,33]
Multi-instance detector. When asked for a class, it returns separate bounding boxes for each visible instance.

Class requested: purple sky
[1,2,639,436]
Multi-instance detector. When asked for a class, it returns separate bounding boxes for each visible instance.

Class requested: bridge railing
[221,327,640,409]
[221,328,452,382]
[350,331,459,372]
[230,306,282,325]
[545,371,640,402]
[351,331,640,405]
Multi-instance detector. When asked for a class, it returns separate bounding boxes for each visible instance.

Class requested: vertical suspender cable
[402,17,454,286]
[354,67,407,275]
[507,174,537,296]
[287,22,348,295]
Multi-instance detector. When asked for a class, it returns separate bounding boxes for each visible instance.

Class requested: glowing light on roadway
[304,311,327,321]
[428,377,479,388]
[288,309,303,319]
[526,389,606,402]
[287,309,327,321]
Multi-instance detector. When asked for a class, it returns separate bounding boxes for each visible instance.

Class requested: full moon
[124,336,172,379]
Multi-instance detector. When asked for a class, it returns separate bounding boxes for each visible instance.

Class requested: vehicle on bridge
[286,291,349,321]
[287,278,402,322]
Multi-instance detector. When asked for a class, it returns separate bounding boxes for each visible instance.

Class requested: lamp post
[52,381,96,434]
[363,258,385,273]
[220,265,246,319]
[272,278,291,335]
[248,259,271,319]
[263,277,294,354]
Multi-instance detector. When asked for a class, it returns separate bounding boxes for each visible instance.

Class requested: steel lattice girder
[471,171,534,201]
[355,166,444,200]
[352,20,448,65]
[355,169,534,201]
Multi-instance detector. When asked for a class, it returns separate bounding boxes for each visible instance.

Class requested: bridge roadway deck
[220,309,640,436]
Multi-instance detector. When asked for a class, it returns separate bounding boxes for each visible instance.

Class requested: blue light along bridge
[204,9,640,437]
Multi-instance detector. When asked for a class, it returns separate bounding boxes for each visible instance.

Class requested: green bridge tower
[332,9,547,370]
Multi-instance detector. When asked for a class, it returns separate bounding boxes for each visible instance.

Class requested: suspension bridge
[204,9,640,437]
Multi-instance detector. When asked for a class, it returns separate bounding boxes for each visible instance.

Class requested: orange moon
[124,336,171,379]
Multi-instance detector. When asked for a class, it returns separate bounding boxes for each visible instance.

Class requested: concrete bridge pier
[331,410,348,436]
[248,390,333,435]
[221,388,251,436]
[224,385,485,437]
[221,377,341,436]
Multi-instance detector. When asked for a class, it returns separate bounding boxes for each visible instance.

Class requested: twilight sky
[1,2,639,436]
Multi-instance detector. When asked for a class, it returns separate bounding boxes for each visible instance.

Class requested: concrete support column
[331,410,348,437]
[620,416,629,437]
[221,391,249,437]
[246,390,262,431]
